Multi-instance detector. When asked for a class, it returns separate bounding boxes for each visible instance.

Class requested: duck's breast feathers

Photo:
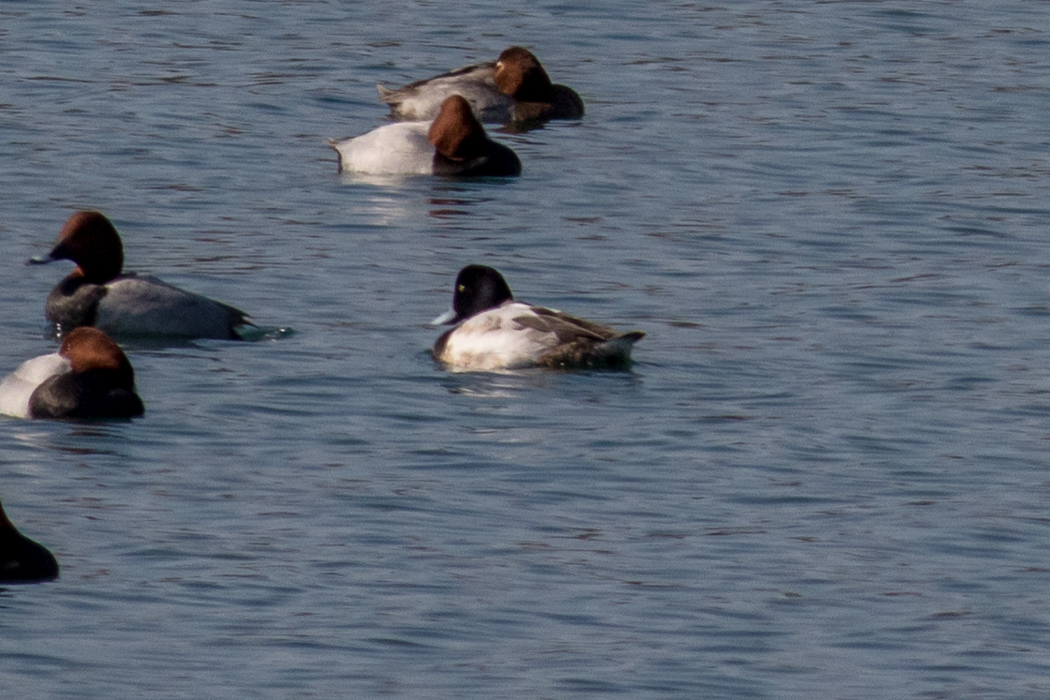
[432,140,521,177]
[0,353,70,418]
[0,540,59,582]
[330,122,435,175]
[95,275,249,339]
[550,84,585,118]
[28,371,144,420]
[511,84,585,123]
[0,504,59,583]
[45,275,107,331]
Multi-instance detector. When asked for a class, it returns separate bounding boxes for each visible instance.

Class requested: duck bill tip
[430,309,457,326]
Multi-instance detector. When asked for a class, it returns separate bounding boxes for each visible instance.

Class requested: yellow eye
[458,284,466,292]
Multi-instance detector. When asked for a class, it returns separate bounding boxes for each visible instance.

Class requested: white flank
[440,303,556,370]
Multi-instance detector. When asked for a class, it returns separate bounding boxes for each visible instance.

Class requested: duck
[0,327,144,419]
[328,95,521,176]
[0,500,59,583]
[378,46,585,125]
[29,211,253,340]
[431,265,644,371]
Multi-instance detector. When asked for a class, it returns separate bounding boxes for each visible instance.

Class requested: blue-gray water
[3,2,1050,698]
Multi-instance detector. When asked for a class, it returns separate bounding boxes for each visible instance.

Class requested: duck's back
[379,62,513,122]
[96,275,247,339]
[329,122,435,175]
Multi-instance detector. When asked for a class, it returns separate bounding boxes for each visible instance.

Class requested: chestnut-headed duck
[431,265,644,371]
[328,95,521,176]
[0,500,59,583]
[29,211,253,340]
[0,327,144,419]
[378,47,584,125]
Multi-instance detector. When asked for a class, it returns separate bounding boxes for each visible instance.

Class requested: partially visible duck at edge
[0,327,144,420]
[378,46,585,125]
[0,500,59,583]
[431,264,644,371]
[29,211,254,340]
[328,95,521,177]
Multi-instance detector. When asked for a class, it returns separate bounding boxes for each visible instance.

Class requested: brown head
[31,211,125,284]
[60,327,136,389]
[428,95,489,160]
[494,47,554,101]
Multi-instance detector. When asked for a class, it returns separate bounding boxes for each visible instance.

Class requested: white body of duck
[378,47,584,125]
[329,95,521,177]
[329,121,436,175]
[30,211,253,340]
[432,265,644,371]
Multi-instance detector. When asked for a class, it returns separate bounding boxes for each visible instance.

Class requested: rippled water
[3,2,1050,698]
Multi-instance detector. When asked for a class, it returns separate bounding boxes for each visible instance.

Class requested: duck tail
[598,330,645,360]
[326,138,347,173]
[541,330,645,370]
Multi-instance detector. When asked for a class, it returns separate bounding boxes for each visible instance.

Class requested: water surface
[2,2,1050,698]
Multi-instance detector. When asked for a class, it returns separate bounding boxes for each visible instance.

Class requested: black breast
[45,276,107,331]
[432,142,522,177]
[29,371,144,420]
[0,528,58,583]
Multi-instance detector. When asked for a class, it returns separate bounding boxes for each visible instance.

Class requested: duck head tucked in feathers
[329,96,521,177]
[429,95,522,176]
[0,327,144,420]
[377,46,583,125]
[27,327,144,419]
